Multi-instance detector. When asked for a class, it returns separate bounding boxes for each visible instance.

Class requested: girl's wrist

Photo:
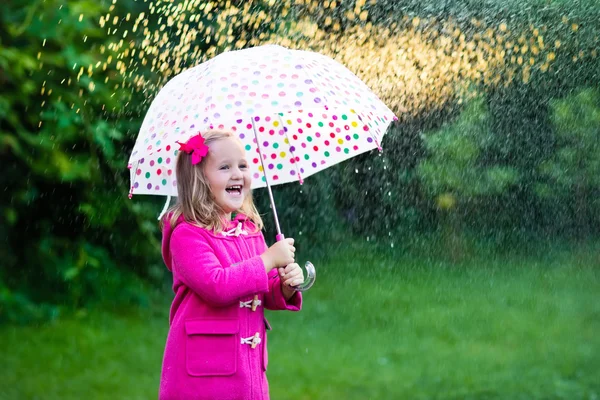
[260,254,274,272]
[281,283,296,300]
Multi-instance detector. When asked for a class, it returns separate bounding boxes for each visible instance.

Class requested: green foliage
[418,97,519,198]
[0,0,163,323]
[543,89,600,189]
[328,117,430,239]
[534,88,600,234]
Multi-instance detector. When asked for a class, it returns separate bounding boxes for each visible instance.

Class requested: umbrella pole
[251,119,284,241]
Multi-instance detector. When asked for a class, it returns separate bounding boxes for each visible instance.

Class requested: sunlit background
[2,0,599,398]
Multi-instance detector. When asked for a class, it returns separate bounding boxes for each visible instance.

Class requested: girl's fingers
[280,264,303,283]
[285,278,300,286]
[283,269,303,283]
[286,277,304,286]
[284,263,299,273]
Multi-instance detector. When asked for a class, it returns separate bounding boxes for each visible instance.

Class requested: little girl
[159,130,304,400]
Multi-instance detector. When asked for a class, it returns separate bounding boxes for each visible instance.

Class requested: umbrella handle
[276,234,316,292]
[293,261,316,292]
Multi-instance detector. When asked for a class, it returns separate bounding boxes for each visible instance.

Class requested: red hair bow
[176,133,209,165]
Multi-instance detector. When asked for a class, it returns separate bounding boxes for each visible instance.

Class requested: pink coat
[159,213,302,400]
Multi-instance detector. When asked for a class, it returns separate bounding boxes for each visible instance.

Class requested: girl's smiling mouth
[225,185,243,195]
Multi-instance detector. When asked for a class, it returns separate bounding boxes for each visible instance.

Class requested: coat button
[251,294,261,311]
[251,332,260,349]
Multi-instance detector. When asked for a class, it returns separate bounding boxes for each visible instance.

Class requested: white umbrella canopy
[128,44,397,195]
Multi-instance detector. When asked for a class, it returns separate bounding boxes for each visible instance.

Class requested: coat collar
[224,212,249,230]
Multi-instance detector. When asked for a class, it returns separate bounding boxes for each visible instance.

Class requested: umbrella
[128,44,398,291]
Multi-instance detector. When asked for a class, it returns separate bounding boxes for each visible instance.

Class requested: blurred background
[1,0,599,398]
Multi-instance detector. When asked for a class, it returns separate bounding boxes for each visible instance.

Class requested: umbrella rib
[293,48,331,107]
[128,160,139,198]
[251,118,283,237]
[276,113,304,184]
[356,113,383,152]
[295,48,384,151]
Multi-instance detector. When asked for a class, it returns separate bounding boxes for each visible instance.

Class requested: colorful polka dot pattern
[129,45,397,196]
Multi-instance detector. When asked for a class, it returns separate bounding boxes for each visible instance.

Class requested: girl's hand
[279,263,304,287]
[280,263,304,300]
[260,238,295,272]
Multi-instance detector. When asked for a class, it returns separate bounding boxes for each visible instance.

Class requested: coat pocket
[185,319,239,377]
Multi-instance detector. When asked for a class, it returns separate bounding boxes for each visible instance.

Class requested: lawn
[1,242,599,399]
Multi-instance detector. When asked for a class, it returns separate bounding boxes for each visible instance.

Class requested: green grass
[1,242,599,399]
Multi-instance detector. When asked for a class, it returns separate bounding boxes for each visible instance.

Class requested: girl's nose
[231,167,243,178]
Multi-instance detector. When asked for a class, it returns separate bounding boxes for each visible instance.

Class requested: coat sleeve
[259,234,302,311]
[263,269,303,311]
[170,224,269,307]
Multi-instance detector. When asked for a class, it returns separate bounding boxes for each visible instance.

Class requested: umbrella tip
[127,163,132,169]
[377,146,383,152]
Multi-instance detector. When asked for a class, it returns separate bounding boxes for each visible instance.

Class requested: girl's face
[203,137,251,216]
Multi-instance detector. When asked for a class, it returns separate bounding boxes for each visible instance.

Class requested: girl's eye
[219,165,229,170]
[240,164,248,169]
